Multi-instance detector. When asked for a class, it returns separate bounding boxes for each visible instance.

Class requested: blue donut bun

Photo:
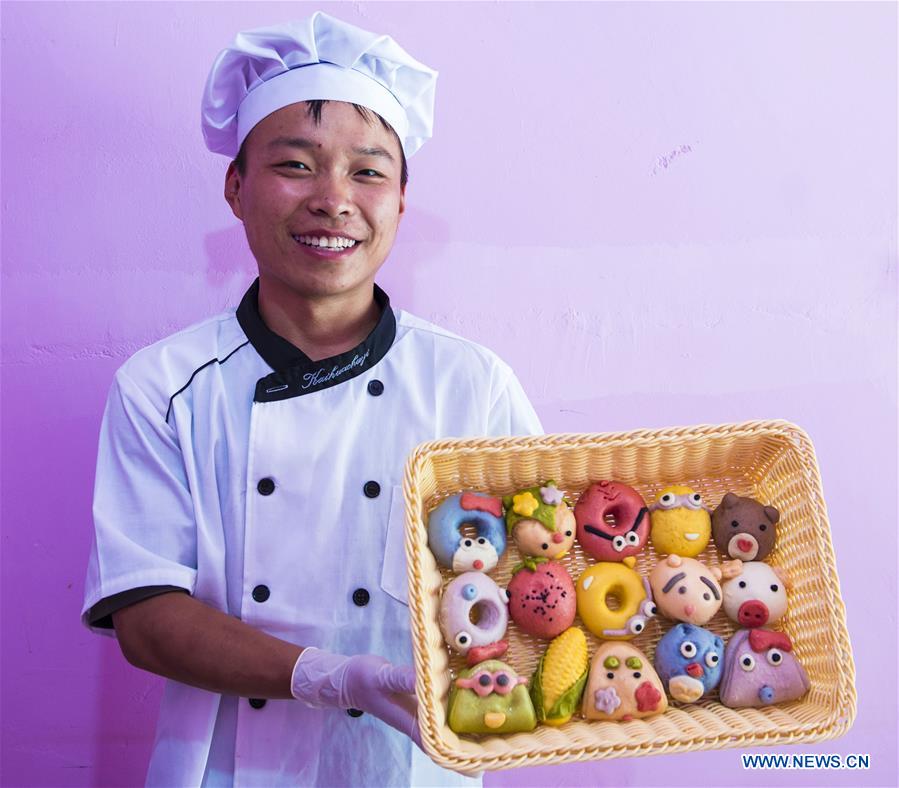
[427,494,507,570]
[654,623,724,703]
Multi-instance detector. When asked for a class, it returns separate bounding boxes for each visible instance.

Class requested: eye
[565,530,573,537]
[703,592,711,601]
[660,492,676,507]
[280,160,310,170]
[461,584,478,601]
[477,537,486,544]
[625,531,640,546]
[679,641,697,658]
[463,539,472,547]
[731,520,739,528]
[628,617,646,634]
[678,586,687,595]
[357,168,383,177]
[770,584,779,593]
[740,653,756,671]
[495,673,510,687]
[633,672,641,679]
[606,672,614,679]
[612,535,626,552]
[505,588,511,599]
[690,493,702,506]
[759,524,767,531]
[705,651,720,668]
[454,631,471,648]
[541,543,549,550]
[640,600,657,618]
[738,580,747,588]
[767,648,784,666]
[478,673,491,687]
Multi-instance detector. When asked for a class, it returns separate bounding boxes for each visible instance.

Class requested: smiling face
[224,101,405,302]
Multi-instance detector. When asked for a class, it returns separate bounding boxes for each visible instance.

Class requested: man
[81,12,542,787]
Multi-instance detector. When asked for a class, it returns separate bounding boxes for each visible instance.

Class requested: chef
[81,11,542,788]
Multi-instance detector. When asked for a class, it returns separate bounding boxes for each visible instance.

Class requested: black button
[347,708,364,718]
[252,585,270,603]
[363,481,381,498]
[352,588,370,607]
[248,698,267,709]
[367,379,384,396]
[257,478,275,496]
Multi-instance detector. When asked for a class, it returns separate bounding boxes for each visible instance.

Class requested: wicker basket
[402,420,856,772]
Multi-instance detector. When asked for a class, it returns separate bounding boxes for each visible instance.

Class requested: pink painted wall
[2,2,896,785]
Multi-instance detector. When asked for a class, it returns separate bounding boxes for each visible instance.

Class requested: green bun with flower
[502,481,577,560]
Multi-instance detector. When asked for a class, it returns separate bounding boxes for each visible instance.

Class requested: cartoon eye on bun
[719,629,810,708]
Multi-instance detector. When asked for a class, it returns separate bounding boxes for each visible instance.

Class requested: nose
[684,604,696,617]
[473,560,484,570]
[552,533,564,544]
[737,599,769,628]
[307,174,354,219]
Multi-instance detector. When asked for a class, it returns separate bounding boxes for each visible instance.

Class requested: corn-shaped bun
[530,627,589,726]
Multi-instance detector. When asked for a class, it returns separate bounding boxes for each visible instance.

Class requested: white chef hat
[201,11,437,159]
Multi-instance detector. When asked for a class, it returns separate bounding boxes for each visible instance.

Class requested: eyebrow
[353,145,395,162]
[266,137,395,162]
[662,572,687,594]
[700,576,721,600]
[267,136,318,150]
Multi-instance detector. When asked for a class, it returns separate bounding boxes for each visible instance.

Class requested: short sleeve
[486,365,544,437]
[81,369,198,636]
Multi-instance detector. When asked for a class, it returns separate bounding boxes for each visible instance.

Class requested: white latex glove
[291,647,421,748]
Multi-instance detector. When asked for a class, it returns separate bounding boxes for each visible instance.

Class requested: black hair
[233,99,408,188]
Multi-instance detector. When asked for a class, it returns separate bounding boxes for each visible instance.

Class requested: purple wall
[2,2,896,785]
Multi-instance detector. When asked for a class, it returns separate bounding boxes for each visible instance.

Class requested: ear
[772,565,792,589]
[764,505,780,524]
[721,492,739,508]
[711,566,723,581]
[720,559,743,580]
[666,554,683,567]
[398,183,406,218]
[224,160,243,221]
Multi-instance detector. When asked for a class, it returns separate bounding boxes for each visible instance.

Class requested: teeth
[294,234,357,249]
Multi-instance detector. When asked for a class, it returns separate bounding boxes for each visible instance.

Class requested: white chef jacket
[82,279,543,787]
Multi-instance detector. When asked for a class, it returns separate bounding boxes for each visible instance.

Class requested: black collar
[236,278,396,402]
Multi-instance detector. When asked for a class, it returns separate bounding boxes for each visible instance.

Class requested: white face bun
[722,562,788,627]
[451,539,499,573]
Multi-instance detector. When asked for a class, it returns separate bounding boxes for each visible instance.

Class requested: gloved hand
[291,647,421,747]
